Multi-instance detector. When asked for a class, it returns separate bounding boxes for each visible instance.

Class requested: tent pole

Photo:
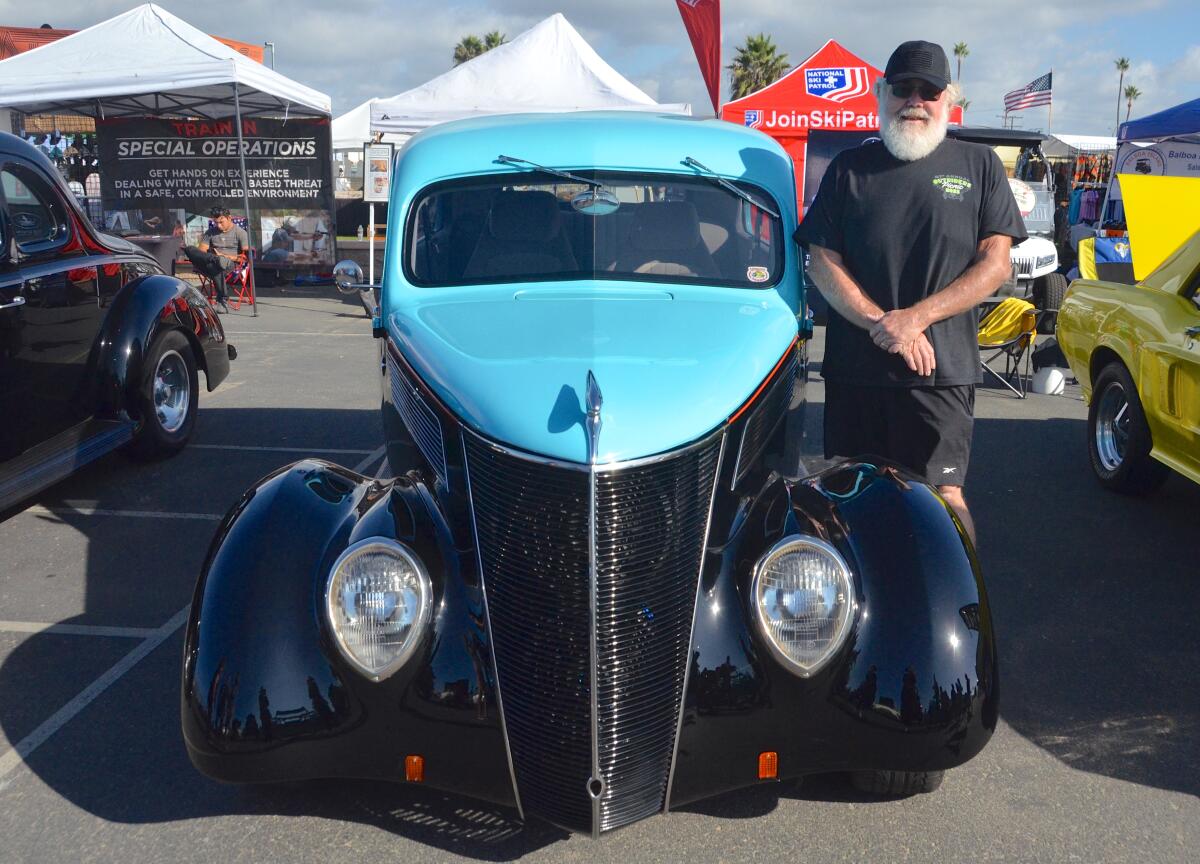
[232,79,257,316]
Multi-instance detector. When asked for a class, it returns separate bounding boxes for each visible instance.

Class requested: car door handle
[0,295,26,311]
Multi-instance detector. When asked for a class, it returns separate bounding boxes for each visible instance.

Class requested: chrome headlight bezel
[325,537,433,682]
[751,534,855,678]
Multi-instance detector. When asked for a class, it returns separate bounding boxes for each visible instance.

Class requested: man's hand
[870,307,928,352]
[896,332,936,377]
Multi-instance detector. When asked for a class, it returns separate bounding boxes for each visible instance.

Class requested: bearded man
[795,40,1026,543]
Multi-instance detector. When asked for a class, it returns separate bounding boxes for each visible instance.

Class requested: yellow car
[1057,230,1200,493]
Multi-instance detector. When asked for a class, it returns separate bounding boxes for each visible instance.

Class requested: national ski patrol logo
[805,67,870,102]
[744,109,763,129]
[933,175,973,200]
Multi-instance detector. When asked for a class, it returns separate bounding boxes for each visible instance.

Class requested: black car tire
[850,769,944,797]
[1032,272,1069,334]
[1087,361,1169,494]
[130,329,198,459]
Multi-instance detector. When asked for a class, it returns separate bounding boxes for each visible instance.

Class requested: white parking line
[25,506,221,522]
[0,621,157,639]
[353,445,387,475]
[191,444,375,455]
[222,330,369,337]
[0,605,190,782]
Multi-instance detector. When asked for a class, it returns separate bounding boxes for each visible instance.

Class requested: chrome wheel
[152,349,191,434]
[1094,380,1130,473]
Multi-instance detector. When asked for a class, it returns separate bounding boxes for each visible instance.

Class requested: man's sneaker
[218,300,230,314]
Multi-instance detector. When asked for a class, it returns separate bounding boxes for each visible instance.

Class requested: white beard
[881,109,948,161]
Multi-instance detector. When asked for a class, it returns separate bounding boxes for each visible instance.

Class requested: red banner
[675,0,721,114]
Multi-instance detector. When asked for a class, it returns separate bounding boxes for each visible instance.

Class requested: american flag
[1004,72,1053,112]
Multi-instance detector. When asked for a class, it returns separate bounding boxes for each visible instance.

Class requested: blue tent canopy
[1118,97,1200,142]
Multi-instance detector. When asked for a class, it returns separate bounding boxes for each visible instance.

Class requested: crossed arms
[805,234,1013,376]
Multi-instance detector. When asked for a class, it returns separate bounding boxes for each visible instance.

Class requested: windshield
[405,171,784,289]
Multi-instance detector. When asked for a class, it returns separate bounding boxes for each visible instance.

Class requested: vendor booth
[1109,97,1200,279]
[369,13,690,137]
[721,40,963,213]
[0,3,333,313]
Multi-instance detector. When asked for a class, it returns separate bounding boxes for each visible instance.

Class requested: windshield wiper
[682,156,780,220]
[496,155,604,189]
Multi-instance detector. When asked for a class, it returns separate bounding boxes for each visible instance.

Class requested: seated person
[182,207,250,313]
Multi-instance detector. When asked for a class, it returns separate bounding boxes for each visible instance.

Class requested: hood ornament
[585,370,603,465]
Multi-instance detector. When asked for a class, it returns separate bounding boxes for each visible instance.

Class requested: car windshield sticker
[747,266,770,283]
[933,175,973,201]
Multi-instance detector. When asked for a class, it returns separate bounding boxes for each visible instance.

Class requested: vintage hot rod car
[1056,228,1200,493]
[0,132,233,513]
[182,113,997,836]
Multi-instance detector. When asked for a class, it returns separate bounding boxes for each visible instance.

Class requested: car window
[405,171,784,289]
[1,163,70,253]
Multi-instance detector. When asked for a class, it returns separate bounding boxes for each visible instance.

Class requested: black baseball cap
[884,41,951,90]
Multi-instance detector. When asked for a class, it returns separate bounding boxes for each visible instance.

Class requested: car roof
[393,111,797,208]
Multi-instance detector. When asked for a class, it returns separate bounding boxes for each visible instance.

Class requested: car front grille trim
[733,352,799,486]
[464,429,723,835]
[386,350,447,485]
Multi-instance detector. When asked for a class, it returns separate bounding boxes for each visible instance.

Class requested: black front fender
[669,459,997,806]
[181,460,514,805]
[97,274,229,421]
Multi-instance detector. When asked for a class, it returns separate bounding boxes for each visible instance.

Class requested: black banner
[803,129,879,211]
[97,117,332,213]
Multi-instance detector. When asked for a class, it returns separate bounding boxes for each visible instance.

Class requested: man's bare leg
[937,484,976,546]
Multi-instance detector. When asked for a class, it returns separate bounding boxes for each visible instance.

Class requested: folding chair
[198,252,256,312]
[978,297,1037,398]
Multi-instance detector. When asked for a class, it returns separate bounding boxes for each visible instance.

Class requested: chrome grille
[594,440,721,832]
[387,351,447,485]
[465,433,722,834]
[733,353,799,485]
[1013,255,1035,277]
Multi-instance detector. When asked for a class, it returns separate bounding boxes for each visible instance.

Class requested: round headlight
[752,535,854,677]
[326,538,432,681]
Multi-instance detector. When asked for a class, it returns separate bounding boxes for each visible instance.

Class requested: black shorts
[823,383,975,486]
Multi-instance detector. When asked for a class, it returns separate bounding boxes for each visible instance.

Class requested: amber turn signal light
[758,751,778,780]
[405,755,425,782]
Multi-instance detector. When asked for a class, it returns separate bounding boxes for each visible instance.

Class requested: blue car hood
[388,283,798,464]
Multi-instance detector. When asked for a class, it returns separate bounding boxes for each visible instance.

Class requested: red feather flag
[675,0,721,114]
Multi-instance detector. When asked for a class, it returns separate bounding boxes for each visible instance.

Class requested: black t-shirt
[796,138,1027,386]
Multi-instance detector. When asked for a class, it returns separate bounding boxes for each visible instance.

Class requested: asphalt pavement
[0,294,1196,863]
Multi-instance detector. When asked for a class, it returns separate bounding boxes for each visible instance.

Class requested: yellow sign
[1118,174,1200,279]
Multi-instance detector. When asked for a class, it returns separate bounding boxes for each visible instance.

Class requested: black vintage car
[182,114,996,838]
[0,132,233,512]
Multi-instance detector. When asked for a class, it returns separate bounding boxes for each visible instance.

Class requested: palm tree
[953,42,969,83]
[453,31,506,66]
[1114,57,1130,129]
[728,34,789,100]
[1124,84,1142,123]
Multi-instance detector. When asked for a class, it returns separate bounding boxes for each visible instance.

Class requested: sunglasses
[890,81,944,101]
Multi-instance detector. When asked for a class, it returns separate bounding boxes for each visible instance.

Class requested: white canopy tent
[0,3,330,119]
[333,99,408,150]
[370,13,689,137]
[0,4,333,316]
[1043,133,1117,158]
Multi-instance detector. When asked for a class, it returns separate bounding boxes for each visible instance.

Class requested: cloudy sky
[5,0,1198,135]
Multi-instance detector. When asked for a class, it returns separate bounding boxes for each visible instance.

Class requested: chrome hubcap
[153,349,190,434]
[1095,381,1130,472]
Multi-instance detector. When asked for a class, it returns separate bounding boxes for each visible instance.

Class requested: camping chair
[199,252,256,311]
[978,297,1037,398]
